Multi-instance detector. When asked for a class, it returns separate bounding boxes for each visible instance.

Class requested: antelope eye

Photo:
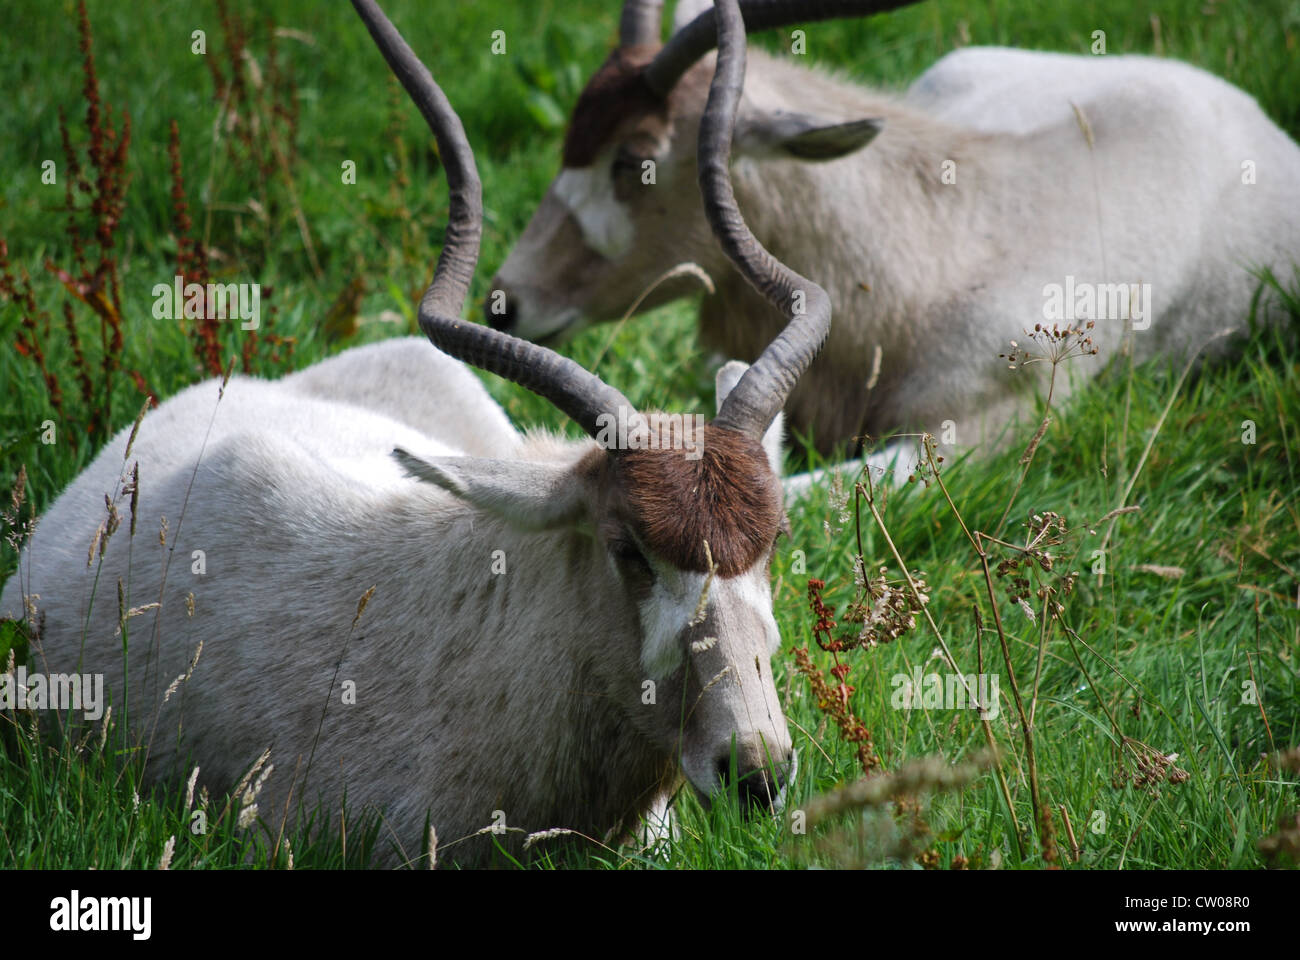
[611,538,652,576]
[769,518,790,561]
[610,147,646,181]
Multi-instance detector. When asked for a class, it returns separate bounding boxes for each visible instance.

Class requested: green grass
[1,0,1298,869]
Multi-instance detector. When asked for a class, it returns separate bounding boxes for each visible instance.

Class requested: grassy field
[1,0,1298,869]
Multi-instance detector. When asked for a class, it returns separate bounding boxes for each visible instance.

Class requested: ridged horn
[701,0,832,438]
[646,0,920,97]
[351,0,644,444]
[620,0,664,46]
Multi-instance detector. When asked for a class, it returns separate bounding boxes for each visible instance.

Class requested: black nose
[714,752,790,811]
[486,288,516,331]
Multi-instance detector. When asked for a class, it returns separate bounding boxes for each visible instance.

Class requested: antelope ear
[736,111,883,161]
[393,448,590,531]
[715,361,786,477]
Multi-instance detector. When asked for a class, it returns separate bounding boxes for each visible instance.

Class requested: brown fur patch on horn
[562,47,665,168]
[616,422,782,576]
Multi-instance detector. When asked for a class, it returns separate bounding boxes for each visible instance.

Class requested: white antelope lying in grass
[0,0,819,867]
[491,0,1300,479]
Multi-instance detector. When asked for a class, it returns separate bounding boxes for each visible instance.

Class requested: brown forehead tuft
[562,46,665,168]
[616,423,782,576]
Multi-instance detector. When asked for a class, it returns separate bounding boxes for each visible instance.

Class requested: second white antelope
[0,0,822,866]
[491,0,1300,469]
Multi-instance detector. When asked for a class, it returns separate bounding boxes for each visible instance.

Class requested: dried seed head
[352,585,376,627]
[87,521,105,567]
[157,835,175,871]
[523,827,579,851]
[9,464,26,515]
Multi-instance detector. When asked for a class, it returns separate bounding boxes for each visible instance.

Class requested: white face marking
[553,165,635,261]
[637,565,779,679]
[632,558,791,802]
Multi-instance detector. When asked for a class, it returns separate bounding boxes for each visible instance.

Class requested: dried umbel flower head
[906,433,945,487]
[999,321,1099,369]
[841,565,930,648]
[1113,737,1190,793]
[991,511,1080,619]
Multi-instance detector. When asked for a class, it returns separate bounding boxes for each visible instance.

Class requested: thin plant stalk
[856,473,1024,856]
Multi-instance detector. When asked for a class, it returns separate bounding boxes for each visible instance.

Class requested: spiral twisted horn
[352,0,644,443]
[646,0,919,97]
[698,0,833,437]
